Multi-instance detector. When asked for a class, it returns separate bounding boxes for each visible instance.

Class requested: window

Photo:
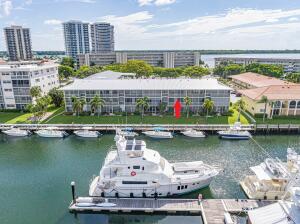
[185,185,188,189]
[289,101,296,109]
[122,181,147,185]
[3,80,11,84]
[177,186,180,190]
[133,166,140,170]
[4,89,12,92]
[181,185,184,190]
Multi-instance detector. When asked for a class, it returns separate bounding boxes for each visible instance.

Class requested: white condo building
[0,62,59,110]
[91,22,114,53]
[63,21,90,61]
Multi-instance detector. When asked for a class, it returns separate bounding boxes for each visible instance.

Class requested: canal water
[0,134,300,224]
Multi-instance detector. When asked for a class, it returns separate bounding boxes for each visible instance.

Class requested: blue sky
[1,0,300,50]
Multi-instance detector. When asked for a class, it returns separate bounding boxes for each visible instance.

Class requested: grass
[0,112,24,123]
[228,109,249,125]
[255,116,300,124]
[5,113,33,124]
[46,114,229,125]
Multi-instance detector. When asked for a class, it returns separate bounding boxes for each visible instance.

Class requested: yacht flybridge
[240,148,300,200]
[89,135,219,198]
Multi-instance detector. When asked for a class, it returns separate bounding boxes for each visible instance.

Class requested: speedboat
[218,122,251,140]
[115,128,138,138]
[74,127,100,138]
[181,129,206,138]
[143,127,173,139]
[2,127,30,137]
[35,127,68,138]
[240,148,300,200]
[89,135,219,198]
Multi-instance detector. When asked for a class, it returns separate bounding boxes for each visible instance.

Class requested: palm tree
[258,95,269,123]
[184,96,192,118]
[136,97,150,119]
[202,98,214,119]
[90,95,105,117]
[234,99,246,122]
[79,97,86,113]
[71,96,81,116]
[30,86,42,103]
[158,101,167,116]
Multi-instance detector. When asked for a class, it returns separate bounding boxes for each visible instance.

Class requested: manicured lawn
[255,116,300,124]
[228,109,249,125]
[5,113,33,124]
[46,114,229,124]
[0,112,24,123]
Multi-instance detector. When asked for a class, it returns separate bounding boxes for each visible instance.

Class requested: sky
[1,0,300,51]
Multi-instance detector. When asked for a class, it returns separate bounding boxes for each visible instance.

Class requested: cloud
[137,0,176,6]
[44,19,62,25]
[55,0,96,3]
[288,17,299,22]
[0,0,12,17]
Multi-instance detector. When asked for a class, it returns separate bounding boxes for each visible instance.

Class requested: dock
[68,197,274,224]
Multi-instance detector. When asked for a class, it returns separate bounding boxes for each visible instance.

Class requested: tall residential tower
[91,22,114,53]
[63,21,90,60]
[4,26,33,61]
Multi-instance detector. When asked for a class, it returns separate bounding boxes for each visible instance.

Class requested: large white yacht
[240,148,300,200]
[143,127,173,139]
[89,135,219,198]
[35,127,68,138]
[2,127,30,137]
[74,127,101,138]
[181,129,206,138]
[218,122,251,140]
[115,128,138,138]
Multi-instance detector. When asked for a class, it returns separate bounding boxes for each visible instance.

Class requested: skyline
[1,0,300,51]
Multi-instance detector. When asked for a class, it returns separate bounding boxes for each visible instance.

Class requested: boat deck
[69,197,275,224]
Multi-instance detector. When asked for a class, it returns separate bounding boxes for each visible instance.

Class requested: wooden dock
[68,197,274,224]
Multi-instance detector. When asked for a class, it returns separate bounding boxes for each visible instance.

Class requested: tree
[136,97,150,119]
[26,96,51,122]
[182,66,210,77]
[245,63,284,78]
[48,88,64,107]
[224,64,245,77]
[75,65,103,78]
[61,57,75,68]
[202,98,214,119]
[184,96,192,118]
[122,60,153,78]
[30,86,42,100]
[258,95,269,123]
[71,96,81,116]
[234,99,246,122]
[90,95,105,116]
[80,97,86,112]
[158,101,167,115]
[58,65,74,80]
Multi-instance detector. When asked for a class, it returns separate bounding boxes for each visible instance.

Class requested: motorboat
[89,135,219,198]
[240,148,300,200]
[142,127,173,139]
[115,128,138,138]
[181,129,206,138]
[35,127,68,138]
[218,122,251,140]
[2,127,30,137]
[74,127,101,138]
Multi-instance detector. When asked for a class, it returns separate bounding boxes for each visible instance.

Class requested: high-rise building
[90,22,114,53]
[4,26,33,61]
[63,21,90,60]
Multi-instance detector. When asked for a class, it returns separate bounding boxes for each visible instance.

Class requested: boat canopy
[250,165,272,181]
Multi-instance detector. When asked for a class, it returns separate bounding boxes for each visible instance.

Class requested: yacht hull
[2,130,29,137]
[218,133,250,140]
[181,131,206,138]
[74,131,100,138]
[35,131,66,138]
[143,132,173,139]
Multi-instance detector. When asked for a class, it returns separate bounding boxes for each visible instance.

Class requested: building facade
[4,26,33,61]
[78,51,201,68]
[63,21,90,61]
[0,62,59,110]
[91,23,114,53]
[62,76,231,114]
[215,57,300,73]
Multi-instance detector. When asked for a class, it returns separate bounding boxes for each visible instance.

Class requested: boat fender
[131,171,136,176]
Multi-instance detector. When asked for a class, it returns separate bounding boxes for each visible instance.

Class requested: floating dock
[68,197,274,224]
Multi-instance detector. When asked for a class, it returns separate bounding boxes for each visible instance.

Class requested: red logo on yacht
[131,171,136,176]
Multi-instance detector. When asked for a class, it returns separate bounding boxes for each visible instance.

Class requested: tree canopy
[48,87,64,107]
[182,66,210,77]
[61,57,75,68]
[122,60,153,78]
[58,65,74,80]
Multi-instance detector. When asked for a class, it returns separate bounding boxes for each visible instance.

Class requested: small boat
[2,127,30,137]
[218,122,251,140]
[143,127,173,139]
[181,129,206,138]
[35,127,68,138]
[115,128,138,138]
[74,127,100,138]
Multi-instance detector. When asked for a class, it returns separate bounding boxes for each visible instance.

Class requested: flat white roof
[84,71,135,80]
[0,63,58,72]
[62,78,232,91]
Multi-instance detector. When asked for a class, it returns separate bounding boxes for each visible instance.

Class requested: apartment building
[0,62,59,110]
[215,57,300,73]
[78,51,201,68]
[91,22,114,53]
[62,73,231,114]
[4,26,33,61]
[63,21,90,61]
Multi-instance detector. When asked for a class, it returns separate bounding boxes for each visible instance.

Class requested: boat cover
[250,165,272,181]
[173,161,204,172]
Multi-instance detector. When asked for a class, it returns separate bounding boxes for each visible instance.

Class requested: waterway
[0,134,300,224]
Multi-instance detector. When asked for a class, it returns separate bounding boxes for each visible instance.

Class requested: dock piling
[71,181,76,203]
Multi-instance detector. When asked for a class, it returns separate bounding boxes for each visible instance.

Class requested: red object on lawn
[174,99,182,119]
